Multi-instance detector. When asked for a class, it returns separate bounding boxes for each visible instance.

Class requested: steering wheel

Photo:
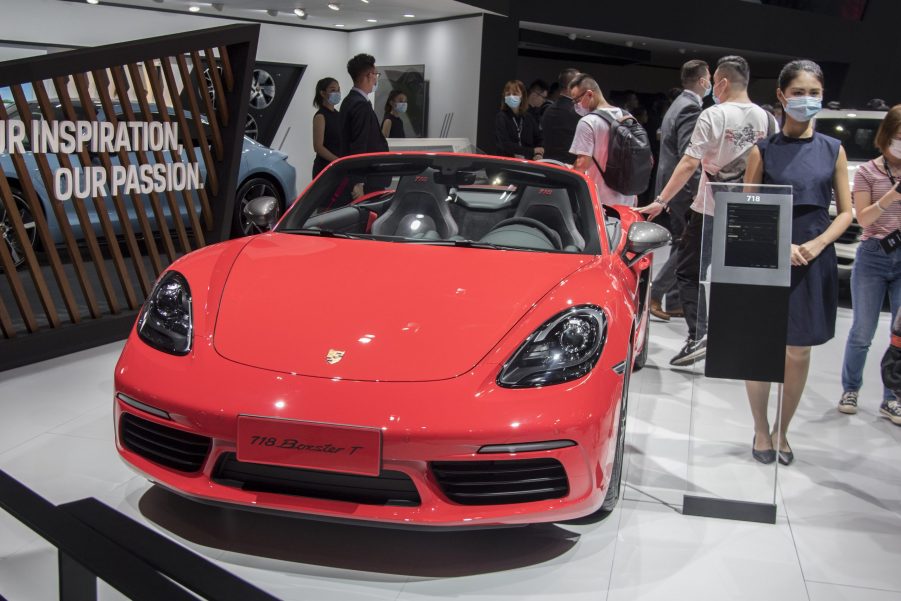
[486,217,563,250]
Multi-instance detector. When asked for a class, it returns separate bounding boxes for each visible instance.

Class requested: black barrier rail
[0,469,279,601]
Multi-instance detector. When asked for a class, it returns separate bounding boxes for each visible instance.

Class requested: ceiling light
[334,23,345,27]
[189,5,200,11]
[366,18,377,22]
[86,0,100,4]
[328,2,340,10]
[361,0,369,3]
[266,8,278,16]
[403,14,415,18]
[293,8,306,17]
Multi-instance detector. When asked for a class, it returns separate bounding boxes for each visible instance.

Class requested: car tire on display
[233,177,284,237]
[0,185,38,270]
[249,69,275,110]
[601,341,632,513]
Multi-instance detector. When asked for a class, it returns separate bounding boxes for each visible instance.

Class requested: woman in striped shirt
[838,105,901,424]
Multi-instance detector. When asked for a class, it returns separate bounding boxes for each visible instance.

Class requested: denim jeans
[841,238,901,399]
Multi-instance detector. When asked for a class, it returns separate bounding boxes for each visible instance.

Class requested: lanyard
[885,157,897,186]
[512,116,523,146]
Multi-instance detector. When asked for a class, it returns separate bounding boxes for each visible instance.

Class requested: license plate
[236,416,382,476]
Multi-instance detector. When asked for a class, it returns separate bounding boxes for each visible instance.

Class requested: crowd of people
[310,52,901,464]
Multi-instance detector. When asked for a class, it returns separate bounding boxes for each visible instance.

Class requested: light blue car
[1,101,296,267]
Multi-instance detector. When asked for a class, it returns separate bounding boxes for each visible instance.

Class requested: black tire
[232,177,284,237]
[633,318,650,371]
[601,342,632,512]
[0,185,38,270]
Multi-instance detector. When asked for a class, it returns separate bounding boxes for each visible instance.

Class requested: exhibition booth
[1,1,899,601]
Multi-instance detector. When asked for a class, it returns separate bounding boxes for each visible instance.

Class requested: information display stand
[681,183,792,524]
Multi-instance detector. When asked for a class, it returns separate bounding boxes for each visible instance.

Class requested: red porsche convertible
[113,152,669,527]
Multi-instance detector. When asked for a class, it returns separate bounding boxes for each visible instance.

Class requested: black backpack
[588,110,654,196]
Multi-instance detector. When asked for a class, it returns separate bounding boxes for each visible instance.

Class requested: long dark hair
[778,59,824,92]
[384,90,404,117]
[313,77,338,108]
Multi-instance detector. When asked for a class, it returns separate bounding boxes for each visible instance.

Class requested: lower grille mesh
[212,453,420,506]
[120,412,211,473]
[431,458,569,505]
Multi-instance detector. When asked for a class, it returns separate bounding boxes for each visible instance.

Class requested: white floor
[0,290,899,600]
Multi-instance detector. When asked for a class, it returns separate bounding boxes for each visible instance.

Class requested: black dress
[382,113,406,138]
[312,106,341,178]
[759,131,841,346]
[494,109,541,158]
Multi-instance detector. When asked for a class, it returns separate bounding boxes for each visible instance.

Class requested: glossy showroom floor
[1,267,899,600]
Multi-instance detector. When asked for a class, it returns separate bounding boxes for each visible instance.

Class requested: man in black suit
[540,68,581,164]
[339,53,389,199]
[649,60,708,321]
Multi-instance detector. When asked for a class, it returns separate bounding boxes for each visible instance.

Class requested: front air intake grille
[431,459,569,505]
[212,453,421,506]
[119,412,211,473]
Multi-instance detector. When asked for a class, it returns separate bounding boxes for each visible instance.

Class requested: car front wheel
[0,186,38,270]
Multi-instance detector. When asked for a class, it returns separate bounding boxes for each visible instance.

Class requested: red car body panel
[114,153,652,527]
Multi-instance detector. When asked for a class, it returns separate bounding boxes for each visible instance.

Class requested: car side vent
[431,458,569,505]
[212,453,421,506]
[119,412,211,473]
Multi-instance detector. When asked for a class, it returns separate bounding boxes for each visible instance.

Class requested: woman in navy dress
[311,77,342,179]
[743,60,852,465]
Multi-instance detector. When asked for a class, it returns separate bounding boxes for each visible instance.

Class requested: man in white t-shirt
[640,55,776,366]
[568,73,638,207]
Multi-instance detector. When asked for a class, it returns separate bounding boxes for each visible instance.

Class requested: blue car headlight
[137,271,193,355]
[498,306,607,388]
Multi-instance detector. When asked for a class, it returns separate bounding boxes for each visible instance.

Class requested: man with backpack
[640,55,776,366]
[568,73,653,207]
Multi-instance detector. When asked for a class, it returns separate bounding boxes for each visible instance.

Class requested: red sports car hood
[213,233,588,381]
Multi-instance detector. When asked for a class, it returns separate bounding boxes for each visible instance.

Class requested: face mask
[784,96,822,122]
[504,95,521,110]
[395,102,407,113]
[574,102,589,117]
[372,79,379,93]
[327,91,341,106]
[702,80,712,98]
[889,139,901,160]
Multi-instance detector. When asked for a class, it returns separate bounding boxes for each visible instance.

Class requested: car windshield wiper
[279,228,365,239]
[405,238,535,251]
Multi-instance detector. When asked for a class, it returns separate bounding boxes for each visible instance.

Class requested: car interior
[280,161,618,255]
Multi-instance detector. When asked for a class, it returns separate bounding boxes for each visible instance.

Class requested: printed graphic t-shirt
[685,102,774,215]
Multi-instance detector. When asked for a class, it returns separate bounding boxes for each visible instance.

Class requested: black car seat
[513,187,586,251]
[371,171,459,239]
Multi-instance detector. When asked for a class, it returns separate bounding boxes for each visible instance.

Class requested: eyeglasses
[572,91,589,103]
[369,71,381,80]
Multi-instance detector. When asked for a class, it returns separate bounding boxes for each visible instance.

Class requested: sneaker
[670,337,707,366]
[650,299,670,322]
[879,398,901,425]
[838,391,858,414]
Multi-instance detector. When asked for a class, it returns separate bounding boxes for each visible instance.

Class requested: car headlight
[137,271,193,355]
[498,306,606,388]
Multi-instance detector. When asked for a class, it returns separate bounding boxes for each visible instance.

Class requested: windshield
[816,117,883,162]
[277,154,602,255]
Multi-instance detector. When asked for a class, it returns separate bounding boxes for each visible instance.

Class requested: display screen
[724,204,780,269]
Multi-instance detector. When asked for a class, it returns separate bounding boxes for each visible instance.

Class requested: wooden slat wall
[0,25,255,344]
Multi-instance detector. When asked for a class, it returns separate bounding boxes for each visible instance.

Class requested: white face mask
[395,102,407,114]
[890,139,901,160]
[574,101,589,117]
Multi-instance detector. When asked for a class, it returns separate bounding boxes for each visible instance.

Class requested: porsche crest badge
[325,349,345,364]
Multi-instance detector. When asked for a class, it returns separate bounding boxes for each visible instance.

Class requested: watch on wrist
[653,196,667,206]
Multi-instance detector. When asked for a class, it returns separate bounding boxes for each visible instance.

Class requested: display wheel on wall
[249,69,275,109]
[244,114,259,140]
[203,65,222,107]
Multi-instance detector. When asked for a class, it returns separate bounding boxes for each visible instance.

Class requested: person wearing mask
[568,73,637,206]
[838,105,901,422]
[541,68,582,164]
[527,79,552,125]
[381,90,407,139]
[339,53,388,199]
[494,80,544,160]
[649,60,709,321]
[311,77,342,179]
[741,60,851,464]
[640,55,777,366]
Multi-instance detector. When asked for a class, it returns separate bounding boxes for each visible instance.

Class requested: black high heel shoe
[752,435,776,464]
[777,448,794,466]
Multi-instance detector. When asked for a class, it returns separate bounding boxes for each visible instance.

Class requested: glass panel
[683,182,793,509]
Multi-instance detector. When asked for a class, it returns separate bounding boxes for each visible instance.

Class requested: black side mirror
[243,196,279,232]
[622,221,671,267]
